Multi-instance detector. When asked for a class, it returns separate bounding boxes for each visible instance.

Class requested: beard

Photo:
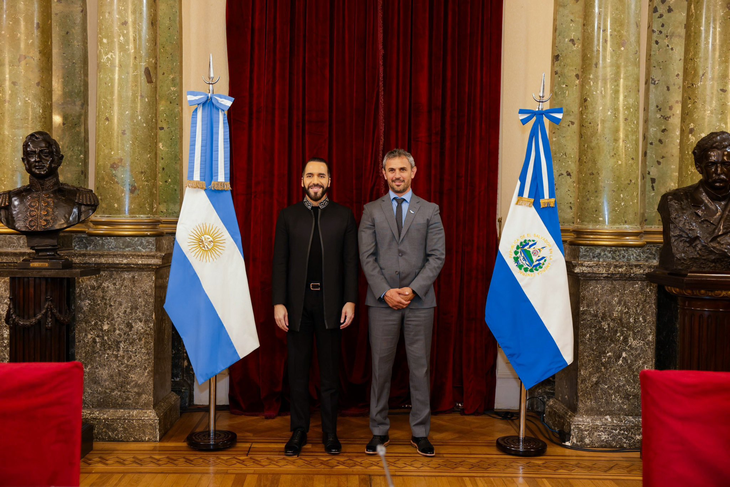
[388,178,410,195]
[305,184,329,202]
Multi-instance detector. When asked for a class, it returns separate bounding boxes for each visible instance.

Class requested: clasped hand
[384,287,415,310]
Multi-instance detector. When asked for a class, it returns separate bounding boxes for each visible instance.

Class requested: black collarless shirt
[306,206,323,284]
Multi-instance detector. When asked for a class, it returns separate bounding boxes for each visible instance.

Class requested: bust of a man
[658,131,730,272]
[0,131,98,234]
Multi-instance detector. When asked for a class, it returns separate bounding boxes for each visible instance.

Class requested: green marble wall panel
[0,0,53,191]
[577,0,642,230]
[550,0,584,227]
[95,0,158,217]
[52,0,89,188]
[678,1,730,187]
[643,0,687,227]
[157,0,182,218]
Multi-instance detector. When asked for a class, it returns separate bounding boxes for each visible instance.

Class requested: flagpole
[495,74,555,458]
[496,383,547,456]
[185,55,237,451]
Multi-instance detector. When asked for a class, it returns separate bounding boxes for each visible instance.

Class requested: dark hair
[382,148,415,170]
[302,157,330,177]
[23,131,62,162]
[693,131,730,171]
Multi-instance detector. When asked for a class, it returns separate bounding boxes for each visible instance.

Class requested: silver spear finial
[203,54,221,95]
[532,73,552,110]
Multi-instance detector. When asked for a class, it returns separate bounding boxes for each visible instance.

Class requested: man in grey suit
[358,148,446,457]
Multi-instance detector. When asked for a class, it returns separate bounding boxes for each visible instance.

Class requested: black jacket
[272,199,359,331]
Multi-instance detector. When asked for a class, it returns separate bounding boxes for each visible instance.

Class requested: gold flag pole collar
[516,73,556,209]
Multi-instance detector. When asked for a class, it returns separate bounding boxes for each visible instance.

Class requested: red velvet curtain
[226,0,502,418]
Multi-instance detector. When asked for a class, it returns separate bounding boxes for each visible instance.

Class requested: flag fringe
[516,197,534,207]
[187,180,206,189]
[540,198,556,208]
[211,181,231,191]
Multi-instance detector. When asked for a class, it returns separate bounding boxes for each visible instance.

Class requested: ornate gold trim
[159,218,178,234]
[560,226,575,242]
[516,197,534,207]
[86,217,165,236]
[665,286,730,298]
[568,228,646,247]
[0,224,19,235]
[643,228,663,244]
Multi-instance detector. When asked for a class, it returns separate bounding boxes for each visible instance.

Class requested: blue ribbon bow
[187,91,234,189]
[515,108,563,207]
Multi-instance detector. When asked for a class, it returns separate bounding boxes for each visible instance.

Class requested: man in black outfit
[272,158,358,456]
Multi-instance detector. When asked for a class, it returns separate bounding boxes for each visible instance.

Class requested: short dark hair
[302,157,330,177]
[693,131,730,171]
[23,131,62,162]
[382,149,415,170]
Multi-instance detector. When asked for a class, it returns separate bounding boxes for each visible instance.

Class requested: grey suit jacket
[358,193,446,308]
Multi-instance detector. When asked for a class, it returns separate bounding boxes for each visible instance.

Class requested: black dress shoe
[365,434,390,455]
[284,429,307,456]
[411,436,435,457]
[323,433,341,455]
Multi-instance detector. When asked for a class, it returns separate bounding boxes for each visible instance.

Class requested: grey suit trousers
[369,306,434,437]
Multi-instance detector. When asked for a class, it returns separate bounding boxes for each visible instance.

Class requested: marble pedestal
[0,234,180,441]
[545,245,658,448]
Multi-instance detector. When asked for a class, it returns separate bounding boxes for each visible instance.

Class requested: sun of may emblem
[511,234,553,276]
[188,223,226,263]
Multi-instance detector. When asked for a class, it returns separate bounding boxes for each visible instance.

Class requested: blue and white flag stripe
[187,92,234,185]
[485,107,573,390]
[166,92,259,383]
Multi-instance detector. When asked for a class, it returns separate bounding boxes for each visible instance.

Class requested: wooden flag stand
[496,382,547,457]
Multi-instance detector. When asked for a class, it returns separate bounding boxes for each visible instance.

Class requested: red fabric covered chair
[0,362,84,487]
[641,369,730,487]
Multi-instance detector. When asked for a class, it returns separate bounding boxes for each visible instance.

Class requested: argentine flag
[485,107,573,390]
[164,91,259,383]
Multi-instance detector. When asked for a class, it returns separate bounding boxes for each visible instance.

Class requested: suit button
[395,271,399,274]
[399,252,403,257]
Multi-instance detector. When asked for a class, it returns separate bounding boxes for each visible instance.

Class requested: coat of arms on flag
[485,98,574,390]
[164,88,260,384]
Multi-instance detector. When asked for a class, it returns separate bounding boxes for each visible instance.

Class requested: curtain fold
[226,0,502,418]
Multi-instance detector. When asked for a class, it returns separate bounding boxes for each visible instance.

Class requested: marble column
[545,0,659,449]
[72,0,179,441]
[574,0,643,243]
[550,0,584,229]
[52,0,89,188]
[93,0,161,234]
[157,0,183,229]
[0,0,53,191]
[643,0,687,231]
[678,1,730,187]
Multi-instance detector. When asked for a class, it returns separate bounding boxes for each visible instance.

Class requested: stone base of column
[545,398,642,448]
[0,234,180,442]
[83,392,180,441]
[544,244,659,448]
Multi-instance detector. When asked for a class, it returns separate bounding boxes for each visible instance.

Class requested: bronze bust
[0,131,98,267]
[658,131,730,272]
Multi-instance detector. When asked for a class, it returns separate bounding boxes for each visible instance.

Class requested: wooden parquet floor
[80,411,642,486]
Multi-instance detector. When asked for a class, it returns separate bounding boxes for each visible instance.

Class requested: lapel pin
[409,209,415,214]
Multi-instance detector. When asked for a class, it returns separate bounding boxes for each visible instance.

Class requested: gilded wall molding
[86,217,164,237]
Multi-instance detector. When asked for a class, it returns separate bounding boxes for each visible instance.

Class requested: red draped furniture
[641,369,730,487]
[0,361,83,487]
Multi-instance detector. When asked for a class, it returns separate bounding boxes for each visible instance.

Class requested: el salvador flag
[485,107,573,390]
[164,91,259,384]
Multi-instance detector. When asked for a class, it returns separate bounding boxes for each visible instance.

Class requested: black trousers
[287,289,342,433]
